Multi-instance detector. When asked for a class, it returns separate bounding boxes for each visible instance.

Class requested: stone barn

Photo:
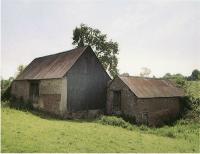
[107,76,184,126]
[11,46,110,118]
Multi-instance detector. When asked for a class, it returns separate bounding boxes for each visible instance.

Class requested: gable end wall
[66,47,110,112]
[107,77,138,117]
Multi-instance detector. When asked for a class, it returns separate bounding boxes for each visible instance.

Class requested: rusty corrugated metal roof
[119,76,184,98]
[16,46,88,80]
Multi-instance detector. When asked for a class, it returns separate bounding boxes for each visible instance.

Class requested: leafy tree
[72,24,119,77]
[163,73,185,80]
[163,73,186,87]
[163,73,172,79]
[120,73,130,77]
[139,67,151,77]
[15,65,26,77]
[188,69,200,81]
[1,64,26,100]
[1,77,14,100]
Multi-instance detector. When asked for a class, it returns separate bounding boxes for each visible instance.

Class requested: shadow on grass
[29,109,98,123]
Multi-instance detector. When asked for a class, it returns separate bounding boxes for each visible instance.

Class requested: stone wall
[11,78,68,116]
[11,80,30,101]
[137,97,180,126]
[107,77,138,117]
[37,78,67,115]
[107,77,181,126]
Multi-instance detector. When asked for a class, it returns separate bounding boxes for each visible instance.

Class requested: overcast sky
[1,0,200,79]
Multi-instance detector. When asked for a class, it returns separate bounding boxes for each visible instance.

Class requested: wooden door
[29,82,39,103]
[113,91,121,113]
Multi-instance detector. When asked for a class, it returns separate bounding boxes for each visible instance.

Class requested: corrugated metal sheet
[16,46,88,80]
[119,76,184,98]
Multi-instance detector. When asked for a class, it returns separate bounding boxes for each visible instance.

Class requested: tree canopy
[139,67,151,77]
[15,65,26,78]
[72,24,119,77]
[163,69,200,82]
[1,64,26,101]
[188,69,200,81]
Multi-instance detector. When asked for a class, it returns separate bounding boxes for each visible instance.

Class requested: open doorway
[142,112,149,125]
[29,81,39,103]
[113,90,121,113]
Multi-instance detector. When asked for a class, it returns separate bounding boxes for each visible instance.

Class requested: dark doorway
[29,81,39,103]
[113,91,121,113]
[142,112,149,125]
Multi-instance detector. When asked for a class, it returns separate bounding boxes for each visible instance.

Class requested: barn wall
[60,77,67,115]
[137,97,181,126]
[11,80,30,101]
[12,78,67,116]
[67,47,110,112]
[107,77,138,117]
[107,77,181,126]
[36,78,67,115]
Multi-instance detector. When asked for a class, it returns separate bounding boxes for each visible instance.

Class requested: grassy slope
[1,108,199,153]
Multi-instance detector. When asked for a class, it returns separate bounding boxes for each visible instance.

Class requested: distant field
[1,108,199,153]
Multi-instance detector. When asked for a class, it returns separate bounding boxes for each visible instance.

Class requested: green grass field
[1,108,199,153]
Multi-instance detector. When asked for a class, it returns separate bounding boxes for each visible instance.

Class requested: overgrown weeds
[97,115,199,140]
[9,96,33,111]
[97,115,134,130]
[180,81,200,122]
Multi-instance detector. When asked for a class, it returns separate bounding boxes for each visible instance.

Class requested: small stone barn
[107,76,184,126]
[11,46,110,118]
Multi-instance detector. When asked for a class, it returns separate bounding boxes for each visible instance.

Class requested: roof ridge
[119,75,164,80]
[35,46,88,60]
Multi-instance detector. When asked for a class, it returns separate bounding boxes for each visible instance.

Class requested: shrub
[139,125,148,131]
[122,114,136,124]
[1,86,12,101]
[1,101,11,107]
[1,77,13,101]
[177,119,190,125]
[98,116,133,130]
[180,81,200,122]
[164,131,176,138]
[10,96,33,111]
[165,80,200,122]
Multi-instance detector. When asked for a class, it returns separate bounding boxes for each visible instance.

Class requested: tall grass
[97,115,200,140]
